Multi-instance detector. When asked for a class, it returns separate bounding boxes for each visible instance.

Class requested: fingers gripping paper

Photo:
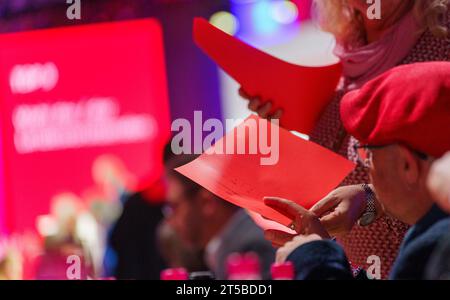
[193,18,342,135]
[175,116,355,227]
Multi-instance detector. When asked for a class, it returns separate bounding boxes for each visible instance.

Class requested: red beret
[340,62,450,158]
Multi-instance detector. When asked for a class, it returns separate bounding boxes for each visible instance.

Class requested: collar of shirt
[402,204,450,247]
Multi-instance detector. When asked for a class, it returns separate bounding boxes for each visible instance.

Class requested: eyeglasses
[353,143,428,168]
[353,144,383,168]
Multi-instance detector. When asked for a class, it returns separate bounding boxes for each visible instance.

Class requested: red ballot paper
[193,18,343,135]
[175,115,355,228]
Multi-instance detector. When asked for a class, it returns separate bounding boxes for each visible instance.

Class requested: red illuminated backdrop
[0,19,171,233]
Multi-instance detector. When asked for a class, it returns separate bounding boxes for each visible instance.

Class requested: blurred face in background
[165,173,236,251]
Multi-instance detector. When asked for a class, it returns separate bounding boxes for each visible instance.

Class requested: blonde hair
[314,0,449,46]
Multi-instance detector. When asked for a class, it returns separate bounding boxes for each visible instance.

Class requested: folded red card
[193,18,342,135]
[175,115,355,227]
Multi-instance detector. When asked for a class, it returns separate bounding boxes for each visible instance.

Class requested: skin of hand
[238,87,283,120]
[309,184,383,237]
[263,197,330,248]
[427,152,450,213]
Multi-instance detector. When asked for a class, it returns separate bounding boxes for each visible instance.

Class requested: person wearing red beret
[243,1,450,278]
[264,62,450,280]
[428,153,450,214]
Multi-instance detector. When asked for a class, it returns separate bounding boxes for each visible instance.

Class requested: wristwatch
[358,184,377,227]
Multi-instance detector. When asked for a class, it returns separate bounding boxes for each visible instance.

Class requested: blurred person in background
[107,144,174,280]
[35,193,95,279]
[265,62,450,280]
[108,177,167,280]
[165,154,275,279]
[0,233,41,280]
[240,0,450,277]
[156,220,208,272]
[35,237,92,280]
[0,237,24,280]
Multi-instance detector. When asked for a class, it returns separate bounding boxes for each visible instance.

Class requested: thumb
[319,211,343,233]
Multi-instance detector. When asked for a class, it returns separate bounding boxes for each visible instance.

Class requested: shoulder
[426,233,450,279]
[390,218,450,279]
[405,218,450,254]
[421,217,450,240]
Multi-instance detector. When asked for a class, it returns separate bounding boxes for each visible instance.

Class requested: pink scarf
[334,11,423,90]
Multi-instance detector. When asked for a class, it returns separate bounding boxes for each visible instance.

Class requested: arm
[390,219,450,280]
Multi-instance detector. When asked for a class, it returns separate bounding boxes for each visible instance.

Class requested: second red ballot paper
[175,116,355,228]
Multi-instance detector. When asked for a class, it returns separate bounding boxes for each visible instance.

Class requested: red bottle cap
[226,252,261,279]
[160,268,189,280]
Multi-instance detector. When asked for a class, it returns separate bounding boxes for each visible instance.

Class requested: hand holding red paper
[193,18,342,135]
[239,88,284,121]
[309,185,372,236]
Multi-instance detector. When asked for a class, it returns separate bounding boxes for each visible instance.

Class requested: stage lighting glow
[230,0,257,4]
[271,1,299,24]
[36,215,59,237]
[209,11,239,36]
[251,0,278,35]
[76,212,98,244]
